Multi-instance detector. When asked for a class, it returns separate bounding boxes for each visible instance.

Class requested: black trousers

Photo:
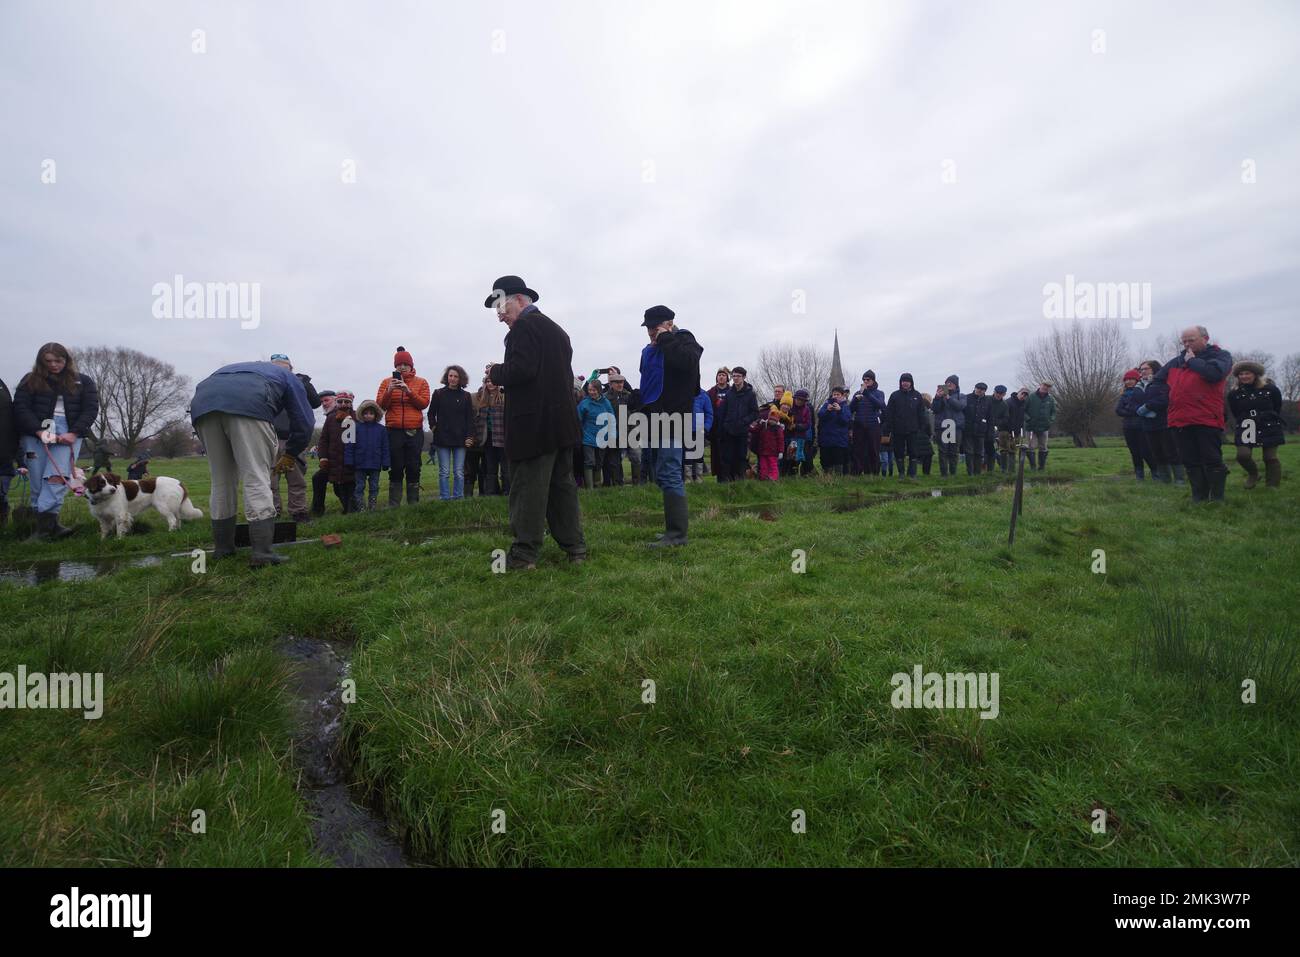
[1146,428,1178,469]
[387,429,424,488]
[482,445,510,495]
[333,481,356,513]
[311,467,329,515]
[852,424,882,475]
[1173,426,1227,474]
[820,445,849,475]
[719,432,749,481]
[1123,429,1156,474]
[602,447,625,486]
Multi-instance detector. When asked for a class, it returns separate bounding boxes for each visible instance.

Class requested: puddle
[826,477,1074,513]
[0,554,165,586]
[279,635,411,868]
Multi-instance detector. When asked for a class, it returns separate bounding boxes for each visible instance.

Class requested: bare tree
[755,344,832,411]
[152,420,196,458]
[74,346,191,455]
[1278,352,1300,400]
[1018,320,1131,447]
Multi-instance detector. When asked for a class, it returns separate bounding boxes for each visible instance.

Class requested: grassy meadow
[1,440,1297,866]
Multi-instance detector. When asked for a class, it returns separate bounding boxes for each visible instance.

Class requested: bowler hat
[485,275,539,308]
[642,304,675,328]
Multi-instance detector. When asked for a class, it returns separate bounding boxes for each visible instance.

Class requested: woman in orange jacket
[376,346,431,506]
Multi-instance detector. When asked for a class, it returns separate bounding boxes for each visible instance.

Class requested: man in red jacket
[1152,325,1233,503]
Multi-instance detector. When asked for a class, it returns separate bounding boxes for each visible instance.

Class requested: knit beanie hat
[945,374,960,387]
[394,346,414,368]
[335,391,355,402]
[899,372,914,385]
[862,370,876,382]
[1123,368,1141,383]
[780,390,794,408]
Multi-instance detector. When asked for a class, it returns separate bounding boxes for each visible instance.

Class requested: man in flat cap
[485,276,586,569]
[639,305,703,547]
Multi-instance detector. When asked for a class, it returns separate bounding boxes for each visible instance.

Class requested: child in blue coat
[345,400,391,510]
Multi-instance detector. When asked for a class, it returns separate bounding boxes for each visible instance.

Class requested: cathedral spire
[829,329,846,392]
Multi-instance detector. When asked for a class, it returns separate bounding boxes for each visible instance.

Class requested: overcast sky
[2,0,1297,405]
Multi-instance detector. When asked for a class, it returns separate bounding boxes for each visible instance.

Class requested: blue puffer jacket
[1135,379,1169,431]
[344,420,391,471]
[850,387,886,426]
[817,399,852,448]
[691,389,714,437]
[1116,386,1145,431]
[190,361,315,457]
[577,395,615,447]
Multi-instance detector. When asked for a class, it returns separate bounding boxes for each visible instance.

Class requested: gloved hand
[273,453,298,475]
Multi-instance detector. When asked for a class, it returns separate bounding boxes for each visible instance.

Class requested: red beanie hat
[394,346,414,368]
[1123,368,1141,382]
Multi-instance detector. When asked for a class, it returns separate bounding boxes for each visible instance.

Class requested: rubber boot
[249,518,287,566]
[648,493,688,547]
[388,480,402,508]
[1241,457,1260,489]
[1187,466,1207,503]
[211,517,237,560]
[1208,468,1227,503]
[406,483,420,505]
[1037,449,1048,471]
[36,511,76,540]
[1265,458,1282,488]
[1172,463,1186,485]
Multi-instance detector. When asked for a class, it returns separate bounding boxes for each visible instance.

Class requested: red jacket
[750,416,787,456]
[1156,344,1233,430]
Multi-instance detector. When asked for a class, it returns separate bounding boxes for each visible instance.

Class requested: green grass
[1,440,1297,866]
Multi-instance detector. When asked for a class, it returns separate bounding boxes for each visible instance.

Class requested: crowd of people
[0,321,1288,560]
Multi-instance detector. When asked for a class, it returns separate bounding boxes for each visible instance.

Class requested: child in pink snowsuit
[750,405,786,481]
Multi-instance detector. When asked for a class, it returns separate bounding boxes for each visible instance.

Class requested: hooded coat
[1228,377,1285,447]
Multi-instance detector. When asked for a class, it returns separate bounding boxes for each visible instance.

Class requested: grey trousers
[508,447,587,563]
[195,413,278,522]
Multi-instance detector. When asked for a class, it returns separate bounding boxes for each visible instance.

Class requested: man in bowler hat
[639,305,703,547]
[485,276,587,569]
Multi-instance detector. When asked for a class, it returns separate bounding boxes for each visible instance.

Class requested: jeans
[19,414,83,514]
[353,469,381,508]
[655,444,686,497]
[435,445,466,500]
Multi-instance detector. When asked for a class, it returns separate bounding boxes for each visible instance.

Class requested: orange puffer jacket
[376,371,430,429]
